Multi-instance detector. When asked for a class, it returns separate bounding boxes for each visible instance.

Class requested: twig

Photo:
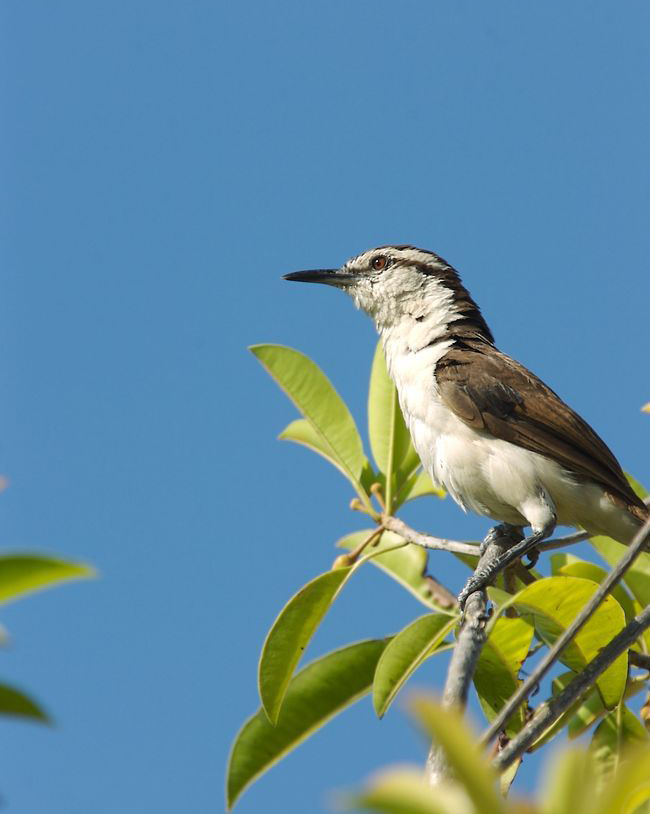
[381,516,589,558]
[629,651,650,670]
[426,527,513,785]
[493,602,650,772]
[482,517,650,744]
[381,515,479,556]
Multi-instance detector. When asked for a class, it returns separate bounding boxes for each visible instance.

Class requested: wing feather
[436,345,644,511]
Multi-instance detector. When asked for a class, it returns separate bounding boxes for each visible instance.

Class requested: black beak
[283,268,358,288]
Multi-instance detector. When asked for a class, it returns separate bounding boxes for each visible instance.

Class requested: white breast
[381,326,641,543]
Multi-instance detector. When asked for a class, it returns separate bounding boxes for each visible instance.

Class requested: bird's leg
[458,522,553,609]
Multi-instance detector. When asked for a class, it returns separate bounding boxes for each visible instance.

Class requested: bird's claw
[524,547,540,569]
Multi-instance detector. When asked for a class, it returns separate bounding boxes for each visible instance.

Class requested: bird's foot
[458,526,549,611]
[478,524,523,556]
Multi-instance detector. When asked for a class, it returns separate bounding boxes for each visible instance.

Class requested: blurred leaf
[259,566,353,724]
[0,682,50,723]
[590,705,648,788]
[373,614,457,718]
[250,344,366,487]
[346,768,470,814]
[368,342,413,498]
[409,698,508,814]
[227,639,387,809]
[398,472,446,505]
[539,748,600,814]
[511,576,627,708]
[337,530,452,611]
[474,616,534,734]
[550,553,636,622]
[642,403,650,414]
[591,743,650,814]
[0,555,95,605]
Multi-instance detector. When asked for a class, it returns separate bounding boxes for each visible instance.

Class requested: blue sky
[1,1,649,812]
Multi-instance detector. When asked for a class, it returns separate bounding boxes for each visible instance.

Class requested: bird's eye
[371,255,387,271]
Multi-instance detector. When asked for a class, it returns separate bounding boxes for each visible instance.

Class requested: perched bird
[285,245,648,599]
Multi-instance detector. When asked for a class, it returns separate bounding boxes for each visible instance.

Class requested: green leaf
[259,566,354,724]
[398,472,446,505]
[550,553,637,622]
[0,555,95,604]
[0,682,50,723]
[278,418,361,486]
[591,535,650,609]
[346,768,462,814]
[368,342,412,487]
[474,616,535,734]
[409,697,508,814]
[373,614,457,718]
[227,639,387,809]
[590,705,648,788]
[511,576,627,708]
[250,344,366,487]
[336,530,453,611]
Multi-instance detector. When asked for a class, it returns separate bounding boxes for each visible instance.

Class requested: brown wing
[436,344,645,511]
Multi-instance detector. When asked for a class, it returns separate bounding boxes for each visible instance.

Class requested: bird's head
[284,245,492,341]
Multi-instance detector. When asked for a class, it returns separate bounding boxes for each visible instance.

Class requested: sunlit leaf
[346,767,470,814]
[511,576,627,708]
[259,566,354,724]
[278,418,363,488]
[368,342,412,489]
[550,553,636,622]
[0,555,95,604]
[474,616,534,734]
[337,530,453,611]
[373,614,457,718]
[0,682,50,723]
[590,536,650,609]
[250,344,366,486]
[409,698,508,814]
[227,639,387,809]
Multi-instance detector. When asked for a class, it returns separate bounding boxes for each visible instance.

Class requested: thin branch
[493,602,650,772]
[381,515,589,558]
[381,515,479,556]
[426,527,514,785]
[536,529,590,551]
[629,650,650,670]
[482,517,650,744]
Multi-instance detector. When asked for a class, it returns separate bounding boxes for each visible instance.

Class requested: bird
[284,245,649,603]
